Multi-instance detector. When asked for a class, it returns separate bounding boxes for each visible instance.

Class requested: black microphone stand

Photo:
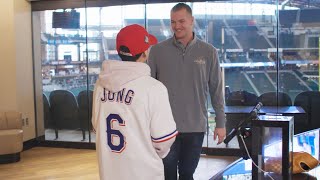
[224,102,263,159]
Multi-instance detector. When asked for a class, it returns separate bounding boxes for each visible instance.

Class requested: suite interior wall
[0,0,36,141]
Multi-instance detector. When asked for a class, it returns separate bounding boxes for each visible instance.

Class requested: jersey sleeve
[148,82,178,158]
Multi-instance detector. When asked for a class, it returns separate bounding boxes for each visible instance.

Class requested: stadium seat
[257,92,292,106]
[294,91,320,133]
[43,93,52,129]
[77,90,93,141]
[49,90,80,140]
[226,90,258,106]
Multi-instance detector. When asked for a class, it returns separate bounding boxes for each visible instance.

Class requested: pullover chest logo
[194,57,206,65]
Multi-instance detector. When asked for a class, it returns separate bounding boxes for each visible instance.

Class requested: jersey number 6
[106,114,126,153]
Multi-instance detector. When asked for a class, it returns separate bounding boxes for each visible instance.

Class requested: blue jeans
[163,132,205,180]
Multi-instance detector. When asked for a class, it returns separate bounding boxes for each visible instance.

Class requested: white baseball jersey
[92,60,177,180]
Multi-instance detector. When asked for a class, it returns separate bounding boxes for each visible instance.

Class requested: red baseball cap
[116,24,158,57]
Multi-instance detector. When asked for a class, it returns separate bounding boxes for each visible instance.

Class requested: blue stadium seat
[77,90,93,141]
[294,91,320,133]
[49,90,79,140]
[43,93,52,129]
[226,90,258,106]
[257,92,292,106]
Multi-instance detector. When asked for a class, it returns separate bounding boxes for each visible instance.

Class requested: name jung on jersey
[100,88,134,105]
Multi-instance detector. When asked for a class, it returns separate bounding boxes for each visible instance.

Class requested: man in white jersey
[92,24,178,180]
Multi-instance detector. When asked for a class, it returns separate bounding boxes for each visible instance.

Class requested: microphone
[224,102,263,145]
[249,102,263,119]
[223,128,238,145]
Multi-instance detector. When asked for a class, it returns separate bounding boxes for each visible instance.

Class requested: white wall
[0,0,35,141]
[0,1,16,110]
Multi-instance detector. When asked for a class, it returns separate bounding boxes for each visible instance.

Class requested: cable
[239,134,275,180]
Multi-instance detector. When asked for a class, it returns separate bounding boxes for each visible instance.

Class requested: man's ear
[136,50,148,63]
[142,50,149,58]
[142,51,147,57]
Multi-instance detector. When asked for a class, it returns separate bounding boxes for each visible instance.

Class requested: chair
[226,90,258,106]
[257,92,292,106]
[0,111,23,163]
[77,90,93,141]
[49,90,79,139]
[294,91,320,133]
[43,93,52,129]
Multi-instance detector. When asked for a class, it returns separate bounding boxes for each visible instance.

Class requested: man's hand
[214,127,226,145]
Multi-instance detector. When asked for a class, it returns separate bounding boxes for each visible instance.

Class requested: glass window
[36,7,91,142]
[34,4,146,143]
[33,1,320,154]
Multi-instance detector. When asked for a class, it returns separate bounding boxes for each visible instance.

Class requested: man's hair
[171,3,192,16]
[118,45,142,62]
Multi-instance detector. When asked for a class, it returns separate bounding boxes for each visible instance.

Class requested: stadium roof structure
[230,0,320,8]
[282,0,320,8]
[30,0,320,11]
